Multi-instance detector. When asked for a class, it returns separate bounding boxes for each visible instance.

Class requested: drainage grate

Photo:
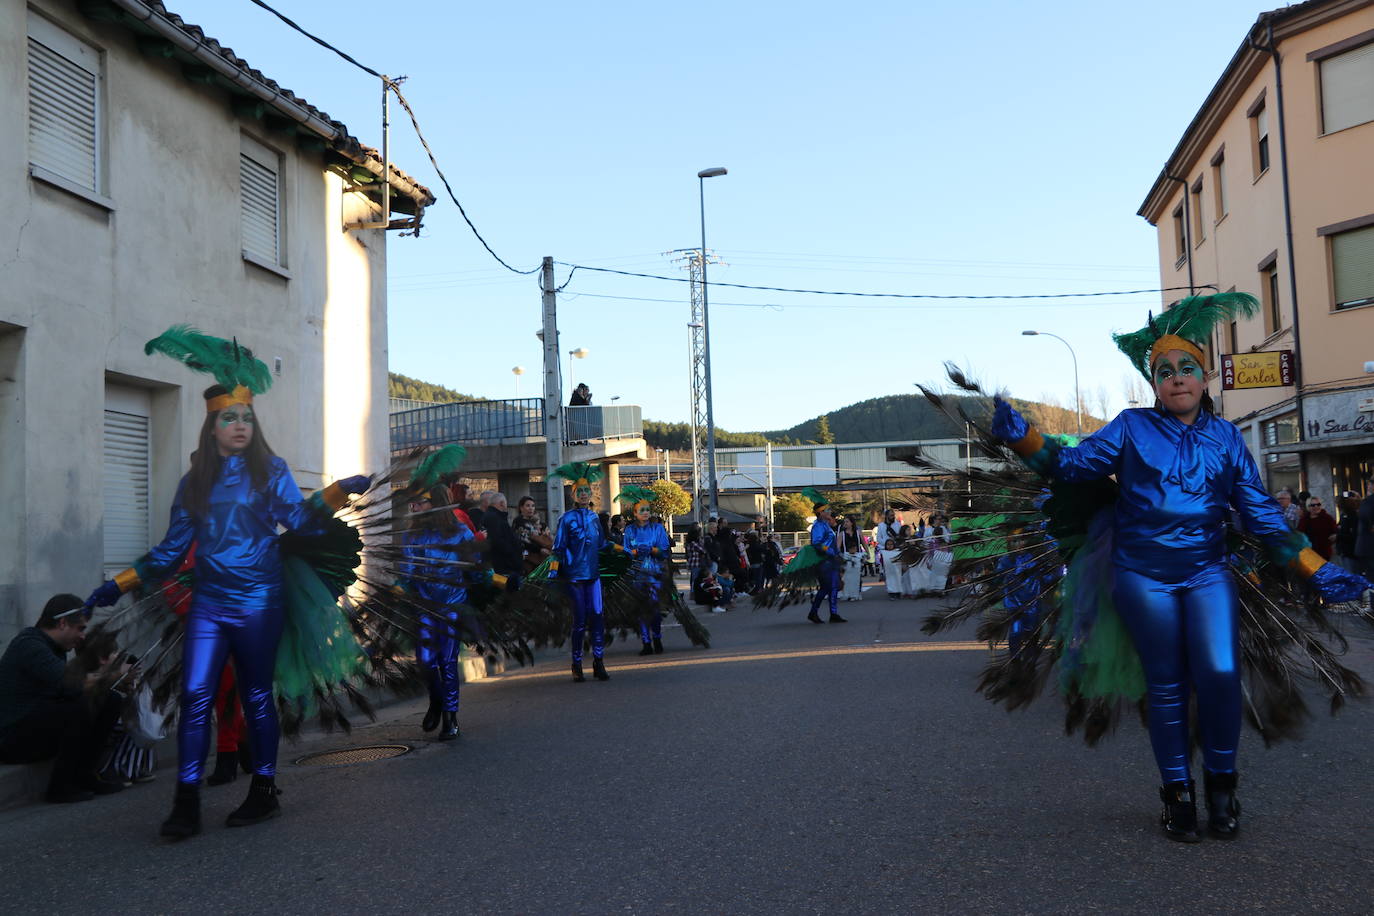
[294,744,411,768]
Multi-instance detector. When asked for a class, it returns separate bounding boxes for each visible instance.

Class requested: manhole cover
[294,744,411,768]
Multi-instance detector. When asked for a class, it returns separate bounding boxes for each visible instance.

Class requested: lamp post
[1021,330,1081,435]
[567,347,589,390]
[512,365,524,399]
[697,166,727,518]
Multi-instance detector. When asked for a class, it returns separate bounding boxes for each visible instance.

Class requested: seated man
[0,594,125,803]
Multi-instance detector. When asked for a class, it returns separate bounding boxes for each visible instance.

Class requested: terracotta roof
[106,0,435,216]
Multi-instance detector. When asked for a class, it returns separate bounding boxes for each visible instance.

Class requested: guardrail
[389,399,643,451]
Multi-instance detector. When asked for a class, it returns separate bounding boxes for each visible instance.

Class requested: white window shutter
[27,16,101,191]
[1321,43,1374,134]
[103,403,151,574]
[241,147,281,264]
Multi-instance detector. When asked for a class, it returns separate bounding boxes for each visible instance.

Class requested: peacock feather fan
[144,325,273,394]
[1112,292,1258,379]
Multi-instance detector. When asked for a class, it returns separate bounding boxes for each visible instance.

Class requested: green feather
[800,486,829,508]
[411,445,467,491]
[552,461,604,484]
[144,324,274,394]
[616,484,657,505]
[1112,293,1259,379]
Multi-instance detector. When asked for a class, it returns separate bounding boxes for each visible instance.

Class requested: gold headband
[1149,335,1205,371]
[206,385,253,413]
[573,478,590,488]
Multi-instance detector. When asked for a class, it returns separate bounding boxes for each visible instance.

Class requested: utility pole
[668,248,721,523]
[540,257,564,528]
[764,441,775,530]
[664,450,674,538]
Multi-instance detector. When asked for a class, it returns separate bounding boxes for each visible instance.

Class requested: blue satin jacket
[1050,408,1290,581]
[553,507,607,581]
[622,521,671,576]
[136,455,330,612]
[402,525,474,606]
[811,519,839,566]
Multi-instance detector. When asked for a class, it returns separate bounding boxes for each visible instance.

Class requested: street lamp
[697,166,727,518]
[1022,330,1081,435]
[512,365,524,398]
[567,347,589,392]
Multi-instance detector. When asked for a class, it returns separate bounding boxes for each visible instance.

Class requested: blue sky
[170,0,1272,431]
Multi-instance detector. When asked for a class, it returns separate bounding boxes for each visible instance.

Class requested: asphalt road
[5,585,1374,915]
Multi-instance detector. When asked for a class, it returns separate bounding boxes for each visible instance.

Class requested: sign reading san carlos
[1221,350,1294,390]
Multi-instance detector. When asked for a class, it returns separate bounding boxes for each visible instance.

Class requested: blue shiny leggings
[1112,563,1241,784]
[418,608,461,713]
[179,603,284,784]
[810,565,839,616]
[568,579,604,663]
[638,579,662,644]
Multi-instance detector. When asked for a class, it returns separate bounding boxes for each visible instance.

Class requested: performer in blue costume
[990,293,1373,842]
[550,462,611,682]
[618,485,673,655]
[87,328,370,839]
[401,484,474,740]
[803,488,847,624]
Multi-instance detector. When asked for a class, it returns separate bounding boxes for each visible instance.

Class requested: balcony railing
[389,398,642,452]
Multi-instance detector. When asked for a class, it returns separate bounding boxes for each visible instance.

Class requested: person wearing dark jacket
[483,493,524,582]
[1335,492,1361,569]
[0,595,125,803]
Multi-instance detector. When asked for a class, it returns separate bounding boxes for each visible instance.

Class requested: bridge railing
[389,399,643,451]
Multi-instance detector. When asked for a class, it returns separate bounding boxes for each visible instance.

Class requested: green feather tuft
[800,486,829,508]
[1112,293,1259,379]
[616,484,657,506]
[411,445,467,491]
[551,461,604,485]
[144,324,274,394]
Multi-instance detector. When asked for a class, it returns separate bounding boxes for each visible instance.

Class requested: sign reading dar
[1221,350,1294,390]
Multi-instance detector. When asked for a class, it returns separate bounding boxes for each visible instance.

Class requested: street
[4,587,1374,915]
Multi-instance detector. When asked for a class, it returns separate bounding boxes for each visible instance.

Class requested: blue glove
[86,580,122,608]
[337,474,372,495]
[1309,562,1374,603]
[991,397,1030,443]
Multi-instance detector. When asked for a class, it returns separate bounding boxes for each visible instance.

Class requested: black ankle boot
[1159,780,1202,843]
[1203,770,1240,839]
[652,637,663,654]
[226,775,281,827]
[160,783,202,839]
[572,661,585,682]
[421,695,442,733]
[639,642,654,656]
[438,711,460,741]
[207,750,239,786]
[593,657,610,681]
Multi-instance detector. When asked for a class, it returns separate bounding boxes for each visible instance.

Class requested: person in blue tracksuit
[401,486,474,740]
[550,462,611,682]
[618,486,672,655]
[803,488,846,624]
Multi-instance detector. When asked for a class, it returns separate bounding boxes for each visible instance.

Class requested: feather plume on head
[551,461,604,488]
[403,445,467,498]
[801,486,830,511]
[144,325,273,412]
[1112,292,1258,379]
[616,484,657,509]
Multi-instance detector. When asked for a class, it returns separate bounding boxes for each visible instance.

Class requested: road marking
[489,640,987,683]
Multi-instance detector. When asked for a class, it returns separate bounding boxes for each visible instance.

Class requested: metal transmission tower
[666,248,721,523]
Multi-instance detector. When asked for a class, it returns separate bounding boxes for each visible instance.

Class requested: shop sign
[1302,386,1374,440]
[1221,350,1294,390]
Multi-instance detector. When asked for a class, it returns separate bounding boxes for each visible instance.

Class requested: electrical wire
[245,0,382,78]
[560,290,1162,312]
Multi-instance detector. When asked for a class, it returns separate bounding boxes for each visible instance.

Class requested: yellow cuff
[113,567,141,593]
[613,543,626,553]
[319,482,349,511]
[1289,547,1325,580]
[1008,427,1045,458]
[491,573,508,589]
[548,559,560,571]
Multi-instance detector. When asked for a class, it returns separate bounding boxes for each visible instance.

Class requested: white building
[0,0,434,641]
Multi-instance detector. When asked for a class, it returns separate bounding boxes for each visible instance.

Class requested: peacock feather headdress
[1112,292,1258,380]
[407,445,467,495]
[551,461,604,488]
[144,324,273,412]
[617,484,657,508]
[801,486,830,511]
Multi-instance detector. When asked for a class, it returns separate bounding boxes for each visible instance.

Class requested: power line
[553,262,1211,300]
[245,0,382,78]
[560,291,1161,311]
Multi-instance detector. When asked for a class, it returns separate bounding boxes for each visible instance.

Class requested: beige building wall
[1141,1,1374,500]
[0,2,406,641]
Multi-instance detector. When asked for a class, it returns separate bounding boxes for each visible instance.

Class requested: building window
[104,385,151,575]
[240,135,283,267]
[1318,41,1374,134]
[1190,178,1206,243]
[1210,149,1227,218]
[1172,206,1186,263]
[27,13,102,193]
[1251,101,1270,176]
[780,450,815,468]
[1330,223,1374,310]
[1260,255,1281,335]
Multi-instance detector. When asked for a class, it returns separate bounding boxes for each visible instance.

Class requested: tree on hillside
[648,478,691,519]
[815,414,834,444]
[388,372,478,404]
[772,492,813,531]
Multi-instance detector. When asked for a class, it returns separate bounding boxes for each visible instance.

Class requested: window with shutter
[1332,224,1374,310]
[241,136,282,266]
[1320,42,1374,134]
[103,386,151,575]
[27,13,101,192]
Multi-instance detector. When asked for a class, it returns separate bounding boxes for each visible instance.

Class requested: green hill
[388,372,478,404]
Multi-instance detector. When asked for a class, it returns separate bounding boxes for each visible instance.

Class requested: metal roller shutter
[103,406,150,573]
[27,15,101,191]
